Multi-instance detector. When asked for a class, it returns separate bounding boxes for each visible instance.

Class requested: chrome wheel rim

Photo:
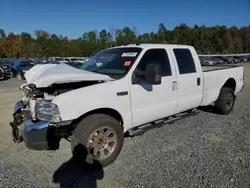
[225,93,233,110]
[87,127,117,160]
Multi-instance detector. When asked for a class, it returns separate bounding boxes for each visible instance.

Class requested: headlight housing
[35,100,61,122]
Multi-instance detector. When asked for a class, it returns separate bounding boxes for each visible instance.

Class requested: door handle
[172,81,177,91]
[197,77,201,86]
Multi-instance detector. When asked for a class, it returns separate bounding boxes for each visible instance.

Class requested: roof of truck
[110,43,193,49]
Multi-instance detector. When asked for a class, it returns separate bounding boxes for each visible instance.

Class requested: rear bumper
[20,120,50,150]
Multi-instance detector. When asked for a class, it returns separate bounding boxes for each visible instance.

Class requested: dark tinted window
[136,49,172,77]
[173,48,196,74]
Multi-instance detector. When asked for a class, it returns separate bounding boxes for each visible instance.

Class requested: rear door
[130,48,178,127]
[172,48,203,113]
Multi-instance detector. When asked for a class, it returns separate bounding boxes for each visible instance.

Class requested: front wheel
[214,87,235,115]
[71,114,124,168]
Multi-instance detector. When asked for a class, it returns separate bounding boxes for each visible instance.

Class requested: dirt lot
[0,64,250,188]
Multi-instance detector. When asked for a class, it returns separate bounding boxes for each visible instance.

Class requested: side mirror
[145,62,161,85]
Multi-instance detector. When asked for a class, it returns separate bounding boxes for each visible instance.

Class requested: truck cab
[11,44,244,168]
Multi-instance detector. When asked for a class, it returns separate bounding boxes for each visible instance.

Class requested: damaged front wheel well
[72,108,124,131]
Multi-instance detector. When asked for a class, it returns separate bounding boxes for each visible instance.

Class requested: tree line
[0,23,249,58]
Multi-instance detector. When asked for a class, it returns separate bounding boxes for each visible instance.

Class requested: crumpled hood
[24,63,114,88]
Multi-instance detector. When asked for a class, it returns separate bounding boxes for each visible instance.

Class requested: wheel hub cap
[87,127,117,160]
[225,93,233,110]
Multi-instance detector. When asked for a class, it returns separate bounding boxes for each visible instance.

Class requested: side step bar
[128,110,199,137]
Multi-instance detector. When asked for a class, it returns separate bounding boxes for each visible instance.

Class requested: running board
[128,110,199,136]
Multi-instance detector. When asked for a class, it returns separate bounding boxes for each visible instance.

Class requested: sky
[1,0,249,39]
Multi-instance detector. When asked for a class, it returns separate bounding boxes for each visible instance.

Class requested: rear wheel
[71,114,124,168]
[214,87,235,115]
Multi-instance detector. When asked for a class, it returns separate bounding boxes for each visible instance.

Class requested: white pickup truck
[11,44,244,168]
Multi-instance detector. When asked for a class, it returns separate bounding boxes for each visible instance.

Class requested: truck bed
[200,65,244,106]
[202,65,242,72]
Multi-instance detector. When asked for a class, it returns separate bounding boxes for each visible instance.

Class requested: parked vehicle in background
[233,56,247,62]
[211,57,223,64]
[48,57,67,63]
[227,56,240,63]
[219,56,234,64]
[63,57,87,63]
[200,57,217,66]
[11,44,244,168]
[33,58,48,64]
[0,60,13,79]
[65,61,84,69]
[42,61,61,65]
[0,66,4,80]
[12,59,36,80]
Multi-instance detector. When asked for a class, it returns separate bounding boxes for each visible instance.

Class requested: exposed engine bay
[20,80,102,100]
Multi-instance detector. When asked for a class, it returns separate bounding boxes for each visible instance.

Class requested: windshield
[71,58,79,61]
[81,47,142,78]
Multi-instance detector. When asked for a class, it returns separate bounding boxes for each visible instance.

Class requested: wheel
[214,87,235,115]
[11,69,16,78]
[0,67,4,80]
[16,71,23,80]
[71,114,124,168]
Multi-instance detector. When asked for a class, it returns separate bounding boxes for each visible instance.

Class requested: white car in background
[48,57,67,63]
[63,57,86,63]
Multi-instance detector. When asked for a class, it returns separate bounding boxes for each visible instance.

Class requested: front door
[130,48,178,127]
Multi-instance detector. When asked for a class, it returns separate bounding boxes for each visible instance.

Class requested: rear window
[173,48,196,74]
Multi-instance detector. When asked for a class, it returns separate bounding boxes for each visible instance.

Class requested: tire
[16,72,23,80]
[11,69,16,78]
[0,67,4,80]
[214,87,235,115]
[71,114,124,168]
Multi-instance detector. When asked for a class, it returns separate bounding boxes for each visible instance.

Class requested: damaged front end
[9,83,59,150]
[10,100,30,143]
[9,83,55,150]
[10,80,102,151]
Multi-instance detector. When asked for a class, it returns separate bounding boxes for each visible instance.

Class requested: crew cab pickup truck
[11,44,244,168]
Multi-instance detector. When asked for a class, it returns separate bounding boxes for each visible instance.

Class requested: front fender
[52,79,133,132]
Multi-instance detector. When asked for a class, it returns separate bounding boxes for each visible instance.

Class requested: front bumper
[11,100,59,150]
[20,120,51,150]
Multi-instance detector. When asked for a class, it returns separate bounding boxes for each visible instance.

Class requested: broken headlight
[36,100,61,122]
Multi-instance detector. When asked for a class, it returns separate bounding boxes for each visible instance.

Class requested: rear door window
[173,48,196,74]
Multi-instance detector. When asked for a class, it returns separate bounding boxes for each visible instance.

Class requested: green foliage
[0,24,249,58]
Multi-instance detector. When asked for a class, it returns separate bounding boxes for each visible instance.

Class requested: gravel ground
[0,64,250,188]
